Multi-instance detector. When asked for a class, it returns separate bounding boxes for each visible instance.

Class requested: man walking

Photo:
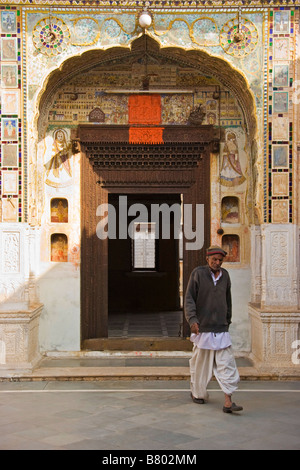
[184,245,243,413]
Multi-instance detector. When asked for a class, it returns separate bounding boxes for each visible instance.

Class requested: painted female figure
[44,129,72,180]
[220,131,245,187]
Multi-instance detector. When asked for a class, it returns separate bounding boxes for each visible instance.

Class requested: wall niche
[222,234,240,263]
[221,196,239,224]
[51,198,68,223]
[51,233,68,262]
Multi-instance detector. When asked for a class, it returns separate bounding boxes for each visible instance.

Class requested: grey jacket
[184,265,232,333]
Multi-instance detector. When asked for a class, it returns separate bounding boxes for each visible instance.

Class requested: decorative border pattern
[267,7,296,224]
[0,7,22,223]
[1,0,298,6]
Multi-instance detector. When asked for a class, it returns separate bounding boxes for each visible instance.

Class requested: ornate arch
[35,35,257,143]
[30,35,260,229]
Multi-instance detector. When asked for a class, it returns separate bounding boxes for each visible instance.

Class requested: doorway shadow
[108,194,182,335]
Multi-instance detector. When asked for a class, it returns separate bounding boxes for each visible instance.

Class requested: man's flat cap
[206,245,227,257]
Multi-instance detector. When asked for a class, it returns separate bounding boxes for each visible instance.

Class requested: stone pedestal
[0,304,43,374]
[0,224,42,374]
[249,224,300,375]
[249,304,300,374]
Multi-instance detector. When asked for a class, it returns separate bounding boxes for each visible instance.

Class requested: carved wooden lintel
[86,142,205,170]
[78,124,221,144]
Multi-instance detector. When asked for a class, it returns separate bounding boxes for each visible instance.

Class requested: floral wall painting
[1,37,18,61]
[273,92,288,113]
[2,144,18,167]
[2,197,18,223]
[272,173,289,197]
[222,234,240,263]
[274,10,290,34]
[272,117,289,141]
[1,64,18,88]
[272,200,289,224]
[272,145,289,169]
[2,171,18,195]
[51,198,68,224]
[51,233,68,263]
[71,17,100,46]
[191,18,219,46]
[2,91,19,115]
[220,131,245,187]
[273,64,289,87]
[273,38,289,61]
[221,196,239,224]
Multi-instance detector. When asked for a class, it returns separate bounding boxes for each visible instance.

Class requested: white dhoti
[189,345,240,400]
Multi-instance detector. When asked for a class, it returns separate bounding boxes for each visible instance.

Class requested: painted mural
[51,198,68,224]
[0,3,297,265]
[221,197,239,224]
[39,50,250,262]
[44,129,73,187]
[25,10,265,112]
[222,234,240,263]
[50,233,68,262]
[220,130,246,187]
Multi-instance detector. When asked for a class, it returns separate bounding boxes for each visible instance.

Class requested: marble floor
[0,379,299,450]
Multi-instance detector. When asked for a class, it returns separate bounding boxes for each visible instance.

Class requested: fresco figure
[3,119,17,139]
[51,234,68,262]
[51,199,68,223]
[220,132,245,187]
[44,129,72,180]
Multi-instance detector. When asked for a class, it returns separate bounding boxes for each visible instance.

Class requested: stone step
[27,366,264,381]
[2,355,299,381]
[5,365,297,382]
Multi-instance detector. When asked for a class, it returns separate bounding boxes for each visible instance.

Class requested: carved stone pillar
[0,223,43,373]
[261,224,298,309]
[0,305,42,373]
[249,223,300,373]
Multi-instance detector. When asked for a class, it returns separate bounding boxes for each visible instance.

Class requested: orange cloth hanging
[129,95,162,126]
[129,127,164,144]
[128,95,163,144]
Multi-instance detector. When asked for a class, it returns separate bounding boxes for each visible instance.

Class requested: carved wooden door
[79,125,217,346]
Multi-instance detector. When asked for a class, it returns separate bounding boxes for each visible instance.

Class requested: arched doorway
[35,35,257,351]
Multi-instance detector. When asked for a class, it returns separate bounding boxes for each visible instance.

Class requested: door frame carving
[78,124,219,348]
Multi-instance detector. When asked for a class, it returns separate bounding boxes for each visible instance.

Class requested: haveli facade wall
[0,0,299,373]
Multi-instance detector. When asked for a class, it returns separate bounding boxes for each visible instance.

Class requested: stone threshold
[1,348,299,381]
[82,337,193,351]
[1,362,300,382]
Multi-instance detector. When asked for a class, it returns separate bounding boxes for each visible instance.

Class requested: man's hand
[190,323,199,335]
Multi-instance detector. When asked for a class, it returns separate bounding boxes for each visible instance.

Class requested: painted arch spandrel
[25,10,264,109]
